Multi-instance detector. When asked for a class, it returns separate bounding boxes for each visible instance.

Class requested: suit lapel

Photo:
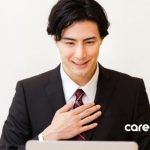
[85,64,116,140]
[44,65,66,115]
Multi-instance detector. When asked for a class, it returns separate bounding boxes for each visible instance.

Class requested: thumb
[58,101,74,113]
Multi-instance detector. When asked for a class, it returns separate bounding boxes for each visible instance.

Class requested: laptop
[26,140,138,150]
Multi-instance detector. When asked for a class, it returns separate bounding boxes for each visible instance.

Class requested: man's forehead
[61,21,100,38]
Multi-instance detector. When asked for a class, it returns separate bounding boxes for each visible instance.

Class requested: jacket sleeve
[0,81,38,150]
[132,79,150,150]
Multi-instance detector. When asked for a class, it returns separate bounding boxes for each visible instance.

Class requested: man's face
[56,20,103,85]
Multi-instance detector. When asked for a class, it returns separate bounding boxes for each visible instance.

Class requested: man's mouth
[72,60,89,67]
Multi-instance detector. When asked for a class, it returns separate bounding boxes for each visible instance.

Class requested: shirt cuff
[38,132,44,141]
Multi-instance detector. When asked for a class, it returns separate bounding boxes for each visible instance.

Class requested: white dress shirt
[39,63,99,141]
[60,63,99,104]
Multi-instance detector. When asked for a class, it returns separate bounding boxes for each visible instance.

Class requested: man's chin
[72,69,88,78]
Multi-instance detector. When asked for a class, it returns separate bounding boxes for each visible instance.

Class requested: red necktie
[73,89,86,140]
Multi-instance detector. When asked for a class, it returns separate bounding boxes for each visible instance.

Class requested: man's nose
[75,44,86,59]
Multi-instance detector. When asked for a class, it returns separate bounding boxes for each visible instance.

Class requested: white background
[0,0,150,135]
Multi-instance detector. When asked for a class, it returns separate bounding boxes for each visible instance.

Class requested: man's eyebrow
[62,37,77,41]
[83,37,97,41]
[62,37,97,41]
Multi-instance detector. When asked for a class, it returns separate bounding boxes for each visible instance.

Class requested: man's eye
[86,41,95,44]
[66,42,74,45]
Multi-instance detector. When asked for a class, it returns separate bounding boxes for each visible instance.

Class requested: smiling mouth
[72,60,89,66]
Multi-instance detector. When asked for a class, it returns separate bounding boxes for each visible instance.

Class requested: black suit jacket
[0,64,150,150]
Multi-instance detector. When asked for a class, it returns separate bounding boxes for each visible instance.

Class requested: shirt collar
[82,65,99,102]
[60,63,99,102]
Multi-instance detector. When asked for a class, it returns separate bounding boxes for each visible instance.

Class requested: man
[0,0,150,150]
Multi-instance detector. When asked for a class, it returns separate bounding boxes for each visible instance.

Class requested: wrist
[42,127,59,141]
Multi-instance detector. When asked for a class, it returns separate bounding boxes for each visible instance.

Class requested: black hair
[47,0,110,41]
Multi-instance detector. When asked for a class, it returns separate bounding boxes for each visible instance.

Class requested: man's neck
[61,63,98,86]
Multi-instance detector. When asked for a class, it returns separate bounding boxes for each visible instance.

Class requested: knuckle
[78,105,83,110]
[83,111,88,117]
[73,116,80,122]
[70,110,75,116]
[93,112,99,119]
[86,125,90,130]
[78,107,83,112]
[82,105,89,111]
[74,122,81,128]
[87,116,92,121]
[85,109,91,114]
[94,112,98,117]
[90,107,97,113]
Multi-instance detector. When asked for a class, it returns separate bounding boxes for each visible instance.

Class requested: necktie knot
[75,89,84,100]
[74,89,85,107]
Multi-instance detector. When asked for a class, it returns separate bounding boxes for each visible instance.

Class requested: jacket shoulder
[102,66,143,88]
[17,65,60,88]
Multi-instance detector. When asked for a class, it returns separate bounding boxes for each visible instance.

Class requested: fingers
[80,123,98,133]
[57,101,74,113]
[80,104,101,119]
[72,102,95,115]
[80,111,101,125]
[77,104,101,134]
[53,101,101,139]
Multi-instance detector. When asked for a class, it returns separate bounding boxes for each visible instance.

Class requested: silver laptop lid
[26,141,138,150]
